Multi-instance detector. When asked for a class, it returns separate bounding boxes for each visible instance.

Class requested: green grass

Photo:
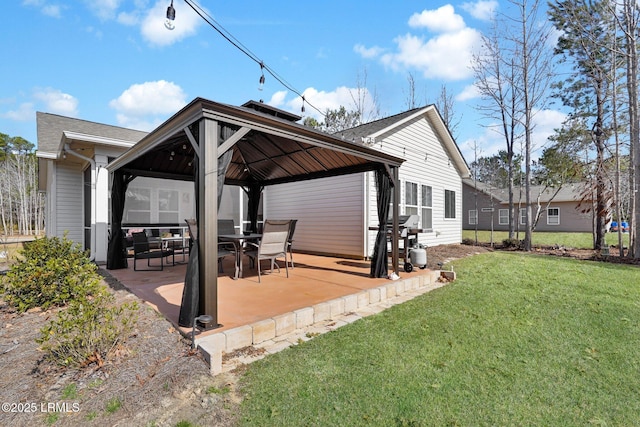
[463,230,631,249]
[238,252,640,426]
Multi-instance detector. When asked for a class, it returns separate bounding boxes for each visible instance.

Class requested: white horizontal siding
[366,115,463,255]
[55,163,83,244]
[265,174,366,258]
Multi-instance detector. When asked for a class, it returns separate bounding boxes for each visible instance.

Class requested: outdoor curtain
[106,170,134,270]
[244,182,263,233]
[370,167,392,278]
[179,124,234,327]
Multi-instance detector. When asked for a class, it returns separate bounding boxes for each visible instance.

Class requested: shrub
[37,286,139,367]
[461,238,476,246]
[502,238,521,249]
[2,235,98,312]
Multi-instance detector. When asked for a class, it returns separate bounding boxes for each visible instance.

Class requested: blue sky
[1,0,565,162]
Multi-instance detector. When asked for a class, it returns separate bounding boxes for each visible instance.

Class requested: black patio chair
[132,231,174,271]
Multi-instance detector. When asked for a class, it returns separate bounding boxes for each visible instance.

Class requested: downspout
[63,144,96,261]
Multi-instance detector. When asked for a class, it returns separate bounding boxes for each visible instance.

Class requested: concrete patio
[103,252,443,375]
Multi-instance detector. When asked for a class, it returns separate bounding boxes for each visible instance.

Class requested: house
[37,98,469,326]
[265,105,471,258]
[36,113,147,262]
[37,103,470,265]
[462,178,594,233]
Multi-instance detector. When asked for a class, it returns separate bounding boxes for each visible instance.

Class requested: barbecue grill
[371,214,428,273]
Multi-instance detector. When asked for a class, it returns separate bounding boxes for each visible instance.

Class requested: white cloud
[117,10,140,26]
[140,0,202,47]
[2,103,36,122]
[461,0,498,21]
[408,5,465,33]
[109,80,187,130]
[268,86,376,123]
[22,0,63,18]
[460,108,567,161]
[354,44,385,59]
[33,88,79,116]
[380,28,482,80]
[456,84,480,101]
[82,0,123,21]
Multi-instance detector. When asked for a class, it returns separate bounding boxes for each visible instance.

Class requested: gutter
[63,144,96,261]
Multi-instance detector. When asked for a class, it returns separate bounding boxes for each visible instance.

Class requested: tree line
[469,0,640,258]
[0,133,44,236]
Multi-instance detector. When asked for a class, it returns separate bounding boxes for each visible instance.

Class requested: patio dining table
[219,233,262,279]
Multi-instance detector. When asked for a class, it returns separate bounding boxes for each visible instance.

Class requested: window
[499,209,509,225]
[468,209,478,225]
[158,189,179,223]
[125,187,151,223]
[421,185,432,229]
[405,181,418,216]
[444,189,456,219]
[519,208,526,226]
[547,207,560,225]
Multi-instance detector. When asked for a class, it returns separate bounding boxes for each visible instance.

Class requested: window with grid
[520,208,526,225]
[158,189,179,223]
[444,189,456,219]
[125,187,151,223]
[468,209,478,225]
[499,209,509,225]
[547,207,560,225]
[421,185,432,229]
[405,181,418,216]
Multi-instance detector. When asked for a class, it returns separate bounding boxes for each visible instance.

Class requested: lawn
[238,252,640,426]
[463,229,631,249]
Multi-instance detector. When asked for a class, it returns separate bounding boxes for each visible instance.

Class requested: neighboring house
[37,103,469,263]
[462,178,594,233]
[266,105,471,259]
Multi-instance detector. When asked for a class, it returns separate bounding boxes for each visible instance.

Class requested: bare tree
[434,85,462,140]
[472,18,523,240]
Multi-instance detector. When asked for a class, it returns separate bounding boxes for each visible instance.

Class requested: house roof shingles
[36,112,148,157]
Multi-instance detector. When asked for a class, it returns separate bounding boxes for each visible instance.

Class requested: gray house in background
[462,179,594,233]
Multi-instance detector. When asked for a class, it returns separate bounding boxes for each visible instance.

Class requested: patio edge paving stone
[198,270,447,375]
[252,318,276,344]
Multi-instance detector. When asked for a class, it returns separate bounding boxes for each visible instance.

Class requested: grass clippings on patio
[237,252,640,426]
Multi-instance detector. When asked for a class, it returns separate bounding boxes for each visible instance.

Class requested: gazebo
[106,98,404,328]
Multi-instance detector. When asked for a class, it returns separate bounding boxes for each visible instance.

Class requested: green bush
[2,235,98,312]
[502,238,522,248]
[37,286,139,367]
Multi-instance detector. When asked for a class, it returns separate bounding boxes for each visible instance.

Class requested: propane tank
[409,244,427,268]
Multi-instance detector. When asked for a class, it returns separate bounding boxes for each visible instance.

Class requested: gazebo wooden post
[198,118,219,326]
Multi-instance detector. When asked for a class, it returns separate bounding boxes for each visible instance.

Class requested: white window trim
[547,207,560,225]
[469,209,478,225]
[499,209,509,225]
[421,185,433,229]
[444,189,456,220]
[519,208,526,226]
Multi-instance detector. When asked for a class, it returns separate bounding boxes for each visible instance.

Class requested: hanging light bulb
[165,0,176,30]
[301,96,306,113]
[258,62,265,91]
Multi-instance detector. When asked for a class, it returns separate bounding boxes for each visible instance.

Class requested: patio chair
[185,219,236,273]
[287,219,298,268]
[132,231,174,271]
[246,219,291,283]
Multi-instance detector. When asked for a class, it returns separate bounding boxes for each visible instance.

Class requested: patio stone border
[197,269,446,375]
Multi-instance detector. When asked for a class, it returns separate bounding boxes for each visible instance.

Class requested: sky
[1,0,567,163]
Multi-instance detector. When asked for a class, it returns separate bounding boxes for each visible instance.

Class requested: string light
[165,0,176,30]
[167,0,325,118]
[258,62,265,91]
